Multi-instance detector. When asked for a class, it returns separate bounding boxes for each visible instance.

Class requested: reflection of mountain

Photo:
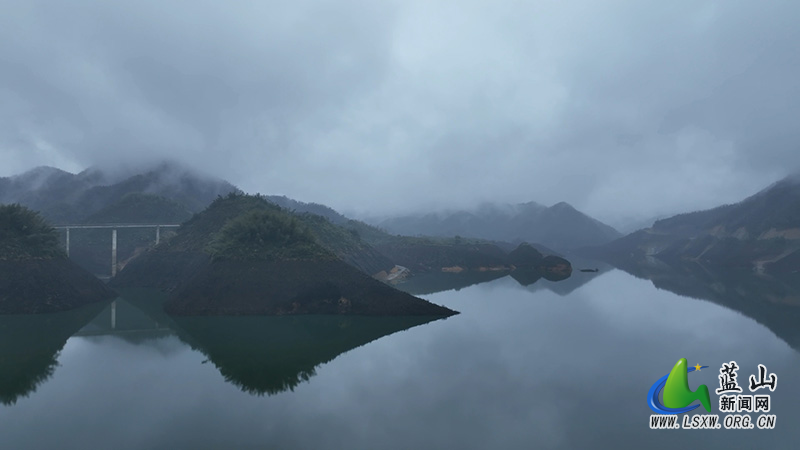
[0,302,107,405]
[171,315,446,396]
[615,261,800,352]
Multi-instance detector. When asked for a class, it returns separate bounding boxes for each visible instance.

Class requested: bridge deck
[54,224,181,229]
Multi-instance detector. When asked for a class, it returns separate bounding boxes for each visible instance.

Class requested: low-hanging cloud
[2,0,799,228]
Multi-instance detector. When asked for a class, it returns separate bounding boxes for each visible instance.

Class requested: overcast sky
[1,0,799,228]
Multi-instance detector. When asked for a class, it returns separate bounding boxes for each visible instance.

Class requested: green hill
[0,204,116,314]
[112,194,457,317]
[0,203,63,260]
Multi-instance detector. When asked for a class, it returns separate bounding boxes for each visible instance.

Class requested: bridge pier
[54,224,180,277]
[111,229,118,277]
[111,300,116,329]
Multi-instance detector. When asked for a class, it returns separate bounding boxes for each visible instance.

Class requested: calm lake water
[1,267,799,449]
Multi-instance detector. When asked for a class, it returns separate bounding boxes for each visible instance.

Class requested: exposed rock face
[0,204,116,314]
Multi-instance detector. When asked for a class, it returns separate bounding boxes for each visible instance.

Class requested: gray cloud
[2,0,800,228]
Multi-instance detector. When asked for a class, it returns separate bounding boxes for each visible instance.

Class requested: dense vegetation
[206,209,332,261]
[0,204,116,313]
[0,204,63,260]
[297,213,394,275]
[160,192,280,253]
[266,195,349,224]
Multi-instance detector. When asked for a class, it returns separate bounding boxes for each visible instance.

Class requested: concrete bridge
[54,224,180,276]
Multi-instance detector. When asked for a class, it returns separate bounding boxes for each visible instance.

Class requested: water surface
[1,269,798,449]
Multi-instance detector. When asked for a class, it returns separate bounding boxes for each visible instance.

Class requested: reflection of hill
[171,315,445,396]
[511,258,613,296]
[509,269,542,286]
[615,261,800,352]
[394,258,611,297]
[394,271,509,296]
[112,289,448,396]
[0,302,107,405]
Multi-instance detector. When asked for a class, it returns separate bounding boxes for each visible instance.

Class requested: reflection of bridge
[73,299,173,338]
[54,224,180,276]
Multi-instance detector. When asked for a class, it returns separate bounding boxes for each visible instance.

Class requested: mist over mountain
[375,201,621,252]
[0,161,238,224]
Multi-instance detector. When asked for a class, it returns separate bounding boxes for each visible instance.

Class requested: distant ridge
[375,201,621,252]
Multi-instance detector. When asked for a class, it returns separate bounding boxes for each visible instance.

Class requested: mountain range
[0,162,620,255]
[374,201,622,252]
[0,162,237,224]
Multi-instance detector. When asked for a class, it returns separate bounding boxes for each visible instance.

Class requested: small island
[0,204,116,314]
[508,242,573,281]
